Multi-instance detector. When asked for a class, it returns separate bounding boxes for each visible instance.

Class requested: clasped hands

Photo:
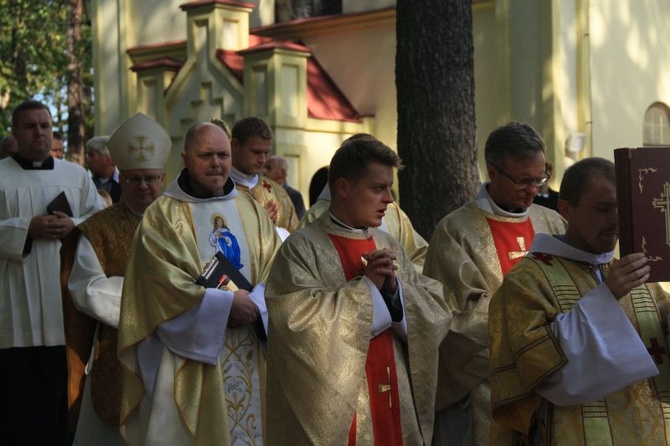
[605,252,651,299]
[28,211,74,240]
[361,248,398,295]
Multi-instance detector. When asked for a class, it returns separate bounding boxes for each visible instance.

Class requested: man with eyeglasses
[490,158,668,445]
[60,113,169,445]
[424,122,567,446]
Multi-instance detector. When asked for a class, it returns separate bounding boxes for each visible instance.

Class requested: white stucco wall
[131,0,186,45]
[589,0,670,160]
[92,0,670,190]
[301,21,396,149]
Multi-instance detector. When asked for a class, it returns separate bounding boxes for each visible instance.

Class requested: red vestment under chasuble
[485,218,535,275]
[328,234,403,445]
[424,188,566,446]
[265,213,451,445]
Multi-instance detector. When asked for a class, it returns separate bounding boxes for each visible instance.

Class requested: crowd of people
[0,99,668,446]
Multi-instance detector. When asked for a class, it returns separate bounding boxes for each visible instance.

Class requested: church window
[643,102,670,146]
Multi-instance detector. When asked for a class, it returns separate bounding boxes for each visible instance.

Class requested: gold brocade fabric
[117,192,280,445]
[489,254,670,445]
[423,202,566,410]
[299,200,429,273]
[265,213,451,445]
[60,202,141,428]
[240,175,299,232]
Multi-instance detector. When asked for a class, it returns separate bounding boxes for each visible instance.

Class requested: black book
[47,191,73,217]
[196,251,266,340]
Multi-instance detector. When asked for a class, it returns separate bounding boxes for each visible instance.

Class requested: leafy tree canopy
[0,0,92,138]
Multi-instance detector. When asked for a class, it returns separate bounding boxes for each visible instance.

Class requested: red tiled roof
[127,40,186,54]
[305,57,360,122]
[237,40,311,55]
[131,57,183,72]
[217,41,360,121]
[180,0,255,12]
[216,50,244,82]
[130,35,361,122]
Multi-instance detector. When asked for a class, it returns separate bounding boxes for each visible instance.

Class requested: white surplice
[0,156,105,348]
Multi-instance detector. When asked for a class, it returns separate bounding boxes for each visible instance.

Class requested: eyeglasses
[493,165,550,190]
[122,175,163,186]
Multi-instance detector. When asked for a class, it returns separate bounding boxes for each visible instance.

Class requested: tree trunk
[67,0,85,165]
[395,0,480,240]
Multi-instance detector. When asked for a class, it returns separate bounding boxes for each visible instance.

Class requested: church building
[90,0,670,195]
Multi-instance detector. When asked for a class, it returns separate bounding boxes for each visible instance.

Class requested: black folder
[196,251,266,340]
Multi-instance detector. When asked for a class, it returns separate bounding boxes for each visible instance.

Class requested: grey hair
[85,136,111,156]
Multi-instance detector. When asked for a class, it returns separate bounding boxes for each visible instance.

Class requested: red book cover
[615,146,670,282]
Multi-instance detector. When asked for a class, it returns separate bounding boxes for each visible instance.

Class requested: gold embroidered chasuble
[299,199,428,273]
[423,202,566,411]
[237,174,299,232]
[489,251,670,445]
[117,190,280,446]
[265,213,451,445]
[61,202,140,428]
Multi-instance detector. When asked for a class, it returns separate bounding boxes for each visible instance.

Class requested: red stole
[328,233,404,446]
[485,218,535,275]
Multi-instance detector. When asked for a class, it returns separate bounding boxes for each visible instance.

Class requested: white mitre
[108,112,171,170]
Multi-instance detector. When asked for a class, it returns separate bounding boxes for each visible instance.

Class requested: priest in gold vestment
[117,123,281,446]
[299,134,428,273]
[229,116,298,239]
[61,113,170,445]
[424,123,566,446]
[299,185,428,273]
[266,138,451,445]
[490,158,670,445]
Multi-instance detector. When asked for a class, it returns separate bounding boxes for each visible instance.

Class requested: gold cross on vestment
[508,237,528,260]
[652,182,670,246]
[377,366,392,408]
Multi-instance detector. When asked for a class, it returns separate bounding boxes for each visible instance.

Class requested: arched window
[643,102,670,146]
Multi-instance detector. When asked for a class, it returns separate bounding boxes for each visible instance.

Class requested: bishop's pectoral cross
[377,366,392,408]
[508,237,528,261]
[652,182,670,247]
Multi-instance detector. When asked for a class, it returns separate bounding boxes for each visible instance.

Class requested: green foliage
[0,0,93,137]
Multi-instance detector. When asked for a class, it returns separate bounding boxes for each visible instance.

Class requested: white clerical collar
[230,167,259,189]
[329,211,370,236]
[164,175,237,203]
[475,183,530,218]
[530,233,614,265]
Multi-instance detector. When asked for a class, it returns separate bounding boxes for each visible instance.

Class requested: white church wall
[590,0,670,160]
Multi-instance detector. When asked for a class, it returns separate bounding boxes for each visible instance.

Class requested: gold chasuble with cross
[424,200,566,412]
[490,235,670,445]
[425,191,566,446]
[265,213,451,445]
[245,175,299,233]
